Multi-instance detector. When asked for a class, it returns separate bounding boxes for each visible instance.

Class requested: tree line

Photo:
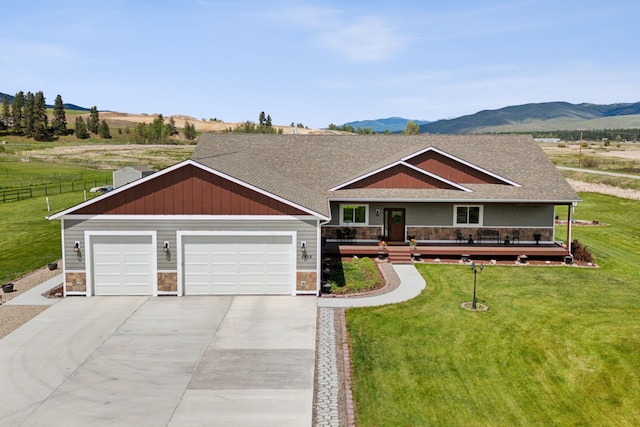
[327,120,420,134]
[222,111,284,134]
[0,91,112,140]
[130,115,197,143]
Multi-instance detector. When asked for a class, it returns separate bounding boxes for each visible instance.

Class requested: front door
[384,208,406,242]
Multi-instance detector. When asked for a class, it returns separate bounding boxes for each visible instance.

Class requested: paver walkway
[314,263,426,426]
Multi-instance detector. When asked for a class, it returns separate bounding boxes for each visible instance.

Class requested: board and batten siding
[62,217,318,272]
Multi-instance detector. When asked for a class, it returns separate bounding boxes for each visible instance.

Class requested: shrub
[557,143,566,148]
[582,157,599,168]
[571,239,594,263]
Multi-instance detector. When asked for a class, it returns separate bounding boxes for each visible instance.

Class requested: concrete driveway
[0,296,317,427]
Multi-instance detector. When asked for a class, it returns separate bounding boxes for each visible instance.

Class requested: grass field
[0,191,94,283]
[346,193,640,426]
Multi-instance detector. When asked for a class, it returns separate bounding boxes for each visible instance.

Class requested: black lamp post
[470,261,483,310]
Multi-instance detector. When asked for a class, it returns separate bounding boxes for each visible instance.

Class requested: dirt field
[542,142,640,160]
[25,144,195,169]
[96,112,331,135]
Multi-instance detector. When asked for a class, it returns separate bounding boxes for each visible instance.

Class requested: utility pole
[578,129,584,168]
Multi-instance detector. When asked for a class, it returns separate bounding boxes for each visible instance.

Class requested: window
[455,205,482,226]
[341,204,367,225]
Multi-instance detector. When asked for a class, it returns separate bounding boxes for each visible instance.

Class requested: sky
[2,0,640,128]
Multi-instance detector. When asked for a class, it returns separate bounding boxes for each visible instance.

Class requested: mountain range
[419,102,640,134]
[3,91,640,134]
[343,102,640,134]
[343,117,430,133]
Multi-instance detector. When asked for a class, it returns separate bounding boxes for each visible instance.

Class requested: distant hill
[343,117,430,133]
[0,91,89,111]
[420,102,640,134]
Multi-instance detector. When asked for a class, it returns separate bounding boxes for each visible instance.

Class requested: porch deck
[323,241,570,263]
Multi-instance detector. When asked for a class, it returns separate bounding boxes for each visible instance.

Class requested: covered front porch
[323,241,571,264]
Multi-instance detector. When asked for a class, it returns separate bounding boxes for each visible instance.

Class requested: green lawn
[0,191,93,283]
[346,193,640,426]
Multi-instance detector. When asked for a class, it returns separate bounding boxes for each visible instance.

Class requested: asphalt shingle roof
[192,133,580,217]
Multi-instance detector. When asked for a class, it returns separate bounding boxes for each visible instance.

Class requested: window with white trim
[454,205,482,226]
[340,204,368,225]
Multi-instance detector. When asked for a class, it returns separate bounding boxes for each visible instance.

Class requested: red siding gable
[406,150,504,184]
[75,163,307,216]
[343,164,459,190]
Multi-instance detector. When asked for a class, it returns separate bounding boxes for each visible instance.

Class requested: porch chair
[511,230,520,244]
[455,229,465,244]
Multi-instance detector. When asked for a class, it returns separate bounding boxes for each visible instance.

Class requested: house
[48,134,580,297]
[112,165,155,188]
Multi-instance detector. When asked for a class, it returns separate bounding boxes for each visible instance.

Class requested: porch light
[74,241,80,252]
[163,241,170,252]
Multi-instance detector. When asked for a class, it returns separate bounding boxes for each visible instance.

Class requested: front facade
[52,161,324,297]
[49,134,580,297]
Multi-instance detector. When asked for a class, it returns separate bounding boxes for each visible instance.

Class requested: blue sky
[3,0,639,128]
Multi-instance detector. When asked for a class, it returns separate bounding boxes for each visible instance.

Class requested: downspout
[318,216,331,297]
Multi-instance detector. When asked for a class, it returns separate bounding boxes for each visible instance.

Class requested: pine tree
[1,95,10,127]
[167,117,178,135]
[183,121,197,140]
[74,116,89,139]
[88,106,100,134]
[98,120,111,139]
[33,91,49,140]
[23,92,35,137]
[51,94,67,135]
[11,91,24,134]
[259,111,266,126]
[266,114,272,127]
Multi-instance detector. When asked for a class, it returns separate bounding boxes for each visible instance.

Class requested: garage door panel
[183,234,293,295]
[92,236,154,296]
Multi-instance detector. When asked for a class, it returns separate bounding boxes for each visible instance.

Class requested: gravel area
[313,262,402,426]
[0,262,61,339]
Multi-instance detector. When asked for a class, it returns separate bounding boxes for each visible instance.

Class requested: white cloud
[280,5,406,62]
[320,15,406,62]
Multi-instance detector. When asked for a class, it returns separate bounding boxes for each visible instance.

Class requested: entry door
[385,208,406,242]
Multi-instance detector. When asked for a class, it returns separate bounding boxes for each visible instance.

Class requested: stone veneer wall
[157,272,177,292]
[297,271,317,292]
[65,272,86,293]
[322,226,383,240]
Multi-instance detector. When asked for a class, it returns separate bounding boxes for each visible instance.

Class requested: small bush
[582,157,599,168]
[557,143,566,148]
[571,239,594,263]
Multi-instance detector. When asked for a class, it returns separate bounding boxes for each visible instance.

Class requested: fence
[1,188,32,202]
[0,178,111,203]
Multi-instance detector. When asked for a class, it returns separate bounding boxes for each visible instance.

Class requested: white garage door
[183,234,294,295]
[92,235,154,295]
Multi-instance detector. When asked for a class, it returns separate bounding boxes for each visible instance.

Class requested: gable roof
[48,160,328,220]
[50,134,579,220]
[193,134,579,212]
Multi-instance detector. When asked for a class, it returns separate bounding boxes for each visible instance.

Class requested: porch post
[566,203,573,253]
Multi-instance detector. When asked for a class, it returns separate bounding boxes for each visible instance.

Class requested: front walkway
[314,263,426,426]
[318,264,426,308]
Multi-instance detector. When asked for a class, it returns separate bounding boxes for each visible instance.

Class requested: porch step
[386,247,414,264]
